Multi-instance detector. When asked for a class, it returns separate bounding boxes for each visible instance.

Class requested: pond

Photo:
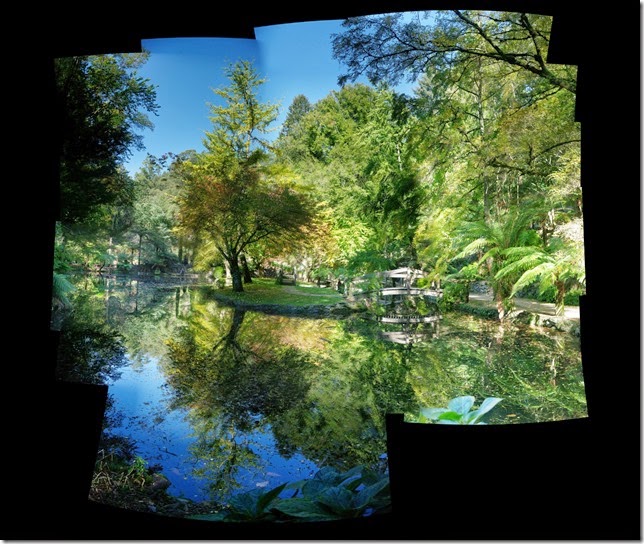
[53,275,587,507]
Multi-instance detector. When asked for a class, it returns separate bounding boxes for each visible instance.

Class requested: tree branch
[533,139,581,161]
[487,159,545,177]
[451,11,576,94]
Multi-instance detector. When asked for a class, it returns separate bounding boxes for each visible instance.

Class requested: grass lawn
[211,278,344,306]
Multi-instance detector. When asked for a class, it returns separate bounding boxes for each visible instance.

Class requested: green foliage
[455,303,500,320]
[90,446,213,518]
[190,466,390,522]
[455,207,544,318]
[203,60,279,167]
[438,281,469,311]
[332,11,576,93]
[448,262,480,283]
[212,266,226,289]
[311,266,332,283]
[191,483,287,522]
[128,154,188,269]
[416,395,503,425]
[180,61,312,292]
[278,466,389,521]
[55,54,158,223]
[527,285,583,306]
[495,234,585,316]
[563,289,583,306]
[53,222,75,273]
[52,272,76,308]
[54,290,128,384]
[93,450,150,493]
[116,260,133,273]
[275,84,423,276]
[52,150,189,275]
[128,456,148,478]
[277,94,314,163]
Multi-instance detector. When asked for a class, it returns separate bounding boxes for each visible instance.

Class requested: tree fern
[495,239,584,315]
[453,208,540,319]
[508,262,555,296]
[52,272,76,308]
[455,236,490,260]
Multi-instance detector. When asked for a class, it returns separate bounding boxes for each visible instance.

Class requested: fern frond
[503,246,543,260]
[455,237,489,259]
[495,253,547,280]
[52,273,76,307]
[510,263,554,296]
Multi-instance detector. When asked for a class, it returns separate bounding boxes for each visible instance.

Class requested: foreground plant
[417,396,502,425]
[189,465,390,522]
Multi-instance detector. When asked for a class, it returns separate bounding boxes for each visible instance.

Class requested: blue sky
[124,19,415,176]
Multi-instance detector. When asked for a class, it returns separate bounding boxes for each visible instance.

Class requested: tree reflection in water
[165,298,318,499]
[55,279,587,503]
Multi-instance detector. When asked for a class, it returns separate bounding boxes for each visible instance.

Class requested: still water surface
[54,276,586,503]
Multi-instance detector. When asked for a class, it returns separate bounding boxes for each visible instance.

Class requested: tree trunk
[554,280,566,316]
[494,289,505,321]
[108,212,117,266]
[228,257,244,292]
[138,234,143,266]
[541,209,555,246]
[240,253,252,284]
[483,179,491,224]
[108,236,114,266]
[495,298,505,321]
[475,56,492,226]
[227,307,246,344]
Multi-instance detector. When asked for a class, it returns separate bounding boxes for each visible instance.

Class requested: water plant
[417,396,502,425]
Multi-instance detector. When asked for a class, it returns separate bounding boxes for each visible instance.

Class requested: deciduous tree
[179,61,311,291]
[332,11,576,94]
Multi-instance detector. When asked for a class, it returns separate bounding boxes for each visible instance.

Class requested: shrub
[439,281,469,311]
[454,303,499,320]
[212,266,226,289]
[564,288,584,306]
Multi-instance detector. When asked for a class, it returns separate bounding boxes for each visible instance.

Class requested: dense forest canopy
[53,10,583,319]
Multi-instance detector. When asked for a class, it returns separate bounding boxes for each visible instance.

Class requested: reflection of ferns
[52,272,76,307]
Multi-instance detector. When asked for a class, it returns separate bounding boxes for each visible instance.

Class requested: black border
[11,1,640,539]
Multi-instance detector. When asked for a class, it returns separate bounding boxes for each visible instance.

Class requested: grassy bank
[210,278,344,306]
[90,449,218,518]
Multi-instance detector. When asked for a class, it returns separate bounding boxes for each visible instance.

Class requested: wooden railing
[379,314,441,324]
